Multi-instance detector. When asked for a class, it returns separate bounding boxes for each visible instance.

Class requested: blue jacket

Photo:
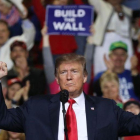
[0,83,140,140]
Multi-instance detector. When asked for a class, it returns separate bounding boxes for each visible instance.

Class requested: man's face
[10,46,28,61]
[0,23,9,46]
[55,62,87,97]
[125,103,140,115]
[109,49,127,69]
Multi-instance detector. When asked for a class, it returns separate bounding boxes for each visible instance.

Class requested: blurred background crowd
[0,0,140,139]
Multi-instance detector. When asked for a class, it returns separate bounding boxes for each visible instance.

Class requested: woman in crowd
[100,71,123,108]
[87,0,133,75]
[44,0,77,62]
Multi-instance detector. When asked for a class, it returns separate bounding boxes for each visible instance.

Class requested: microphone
[60,90,69,140]
[60,89,69,104]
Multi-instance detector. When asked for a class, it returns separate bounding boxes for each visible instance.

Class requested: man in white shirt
[1,54,140,140]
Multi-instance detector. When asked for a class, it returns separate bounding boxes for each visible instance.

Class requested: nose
[66,71,72,80]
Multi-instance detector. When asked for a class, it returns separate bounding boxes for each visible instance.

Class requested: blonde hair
[100,71,119,89]
[0,130,25,140]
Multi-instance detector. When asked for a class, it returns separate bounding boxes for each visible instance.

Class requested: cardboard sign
[46,5,93,36]
[123,0,140,10]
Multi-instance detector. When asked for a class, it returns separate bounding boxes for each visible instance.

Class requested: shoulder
[86,95,115,108]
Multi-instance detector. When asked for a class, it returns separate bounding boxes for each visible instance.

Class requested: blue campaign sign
[46,5,93,36]
[122,0,140,10]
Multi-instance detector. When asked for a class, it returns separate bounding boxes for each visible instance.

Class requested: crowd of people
[0,0,140,139]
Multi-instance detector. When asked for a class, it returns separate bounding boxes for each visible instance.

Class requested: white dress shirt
[58,92,88,140]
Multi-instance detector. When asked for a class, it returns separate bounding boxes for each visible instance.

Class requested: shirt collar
[72,92,85,108]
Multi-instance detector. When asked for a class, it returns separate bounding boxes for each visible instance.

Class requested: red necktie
[65,99,78,140]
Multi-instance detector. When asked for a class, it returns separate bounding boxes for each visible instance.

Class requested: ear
[55,76,60,85]
[83,74,87,84]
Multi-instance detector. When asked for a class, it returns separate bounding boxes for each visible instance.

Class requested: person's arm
[7,0,35,50]
[19,19,36,50]
[88,0,102,13]
[42,26,60,94]
[112,100,140,136]
[0,61,26,132]
[42,26,55,84]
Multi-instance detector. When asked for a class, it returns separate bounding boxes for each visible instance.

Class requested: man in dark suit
[0,54,140,140]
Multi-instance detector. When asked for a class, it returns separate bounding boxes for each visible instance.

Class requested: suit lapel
[85,94,97,140]
[49,93,60,140]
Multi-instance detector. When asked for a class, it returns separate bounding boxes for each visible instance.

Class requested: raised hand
[0,61,8,79]
[7,0,28,18]
[104,54,114,72]
[41,24,50,47]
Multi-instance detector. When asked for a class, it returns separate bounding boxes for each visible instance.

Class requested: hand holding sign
[46,5,93,36]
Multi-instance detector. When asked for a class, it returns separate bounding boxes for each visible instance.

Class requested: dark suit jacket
[0,83,140,140]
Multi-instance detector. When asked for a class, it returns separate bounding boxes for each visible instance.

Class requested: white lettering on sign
[53,22,86,31]
[54,9,86,18]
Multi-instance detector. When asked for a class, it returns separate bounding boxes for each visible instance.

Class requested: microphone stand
[60,90,69,140]
[62,102,69,140]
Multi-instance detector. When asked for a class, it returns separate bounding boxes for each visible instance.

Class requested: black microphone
[60,89,69,104]
[60,90,69,140]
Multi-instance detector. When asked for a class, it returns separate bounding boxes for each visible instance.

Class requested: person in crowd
[43,0,77,62]
[87,0,133,75]
[0,0,27,37]
[0,0,35,70]
[0,130,25,140]
[8,40,46,96]
[1,55,140,139]
[42,25,89,94]
[100,71,123,108]
[123,100,140,140]
[93,41,140,102]
[5,77,30,109]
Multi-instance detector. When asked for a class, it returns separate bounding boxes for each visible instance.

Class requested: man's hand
[131,55,138,76]
[104,54,114,72]
[0,62,8,79]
